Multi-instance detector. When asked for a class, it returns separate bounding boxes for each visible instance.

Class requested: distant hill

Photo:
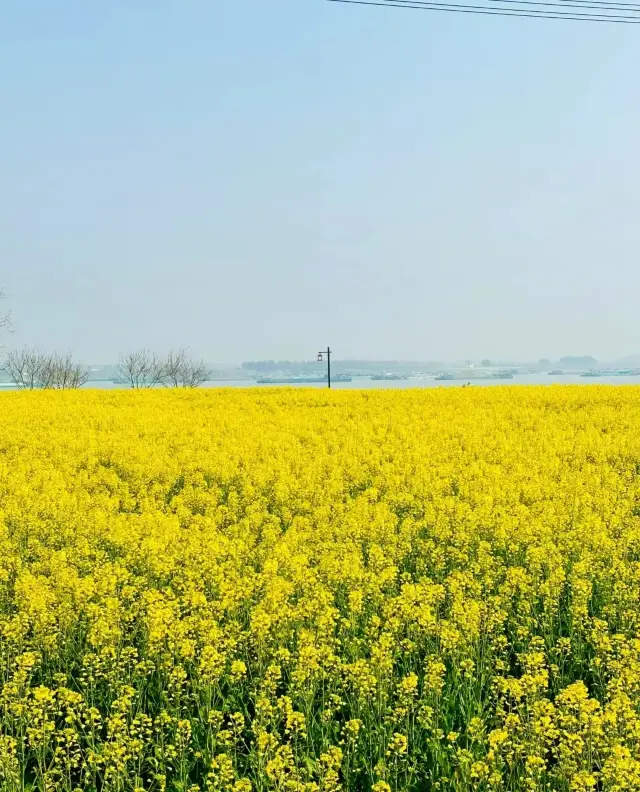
[613,354,640,367]
[559,356,598,369]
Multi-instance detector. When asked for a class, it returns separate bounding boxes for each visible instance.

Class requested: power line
[376,0,640,17]
[327,0,640,21]
[327,0,640,18]
[384,0,640,11]
[387,0,640,9]
[328,0,640,20]
[394,0,640,10]
[327,0,640,22]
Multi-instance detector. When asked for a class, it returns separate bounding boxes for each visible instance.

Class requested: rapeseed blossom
[1,386,640,791]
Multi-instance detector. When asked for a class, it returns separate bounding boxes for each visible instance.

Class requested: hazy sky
[2,1,639,363]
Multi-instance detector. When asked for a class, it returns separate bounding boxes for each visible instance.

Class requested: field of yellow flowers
[1,387,640,792]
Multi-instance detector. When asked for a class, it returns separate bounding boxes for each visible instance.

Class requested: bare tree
[4,348,89,389]
[163,348,189,388]
[36,352,57,388]
[0,298,89,391]
[161,348,210,388]
[180,356,210,388]
[116,349,166,389]
[4,347,47,389]
[67,357,91,389]
[47,352,91,389]
[0,290,12,334]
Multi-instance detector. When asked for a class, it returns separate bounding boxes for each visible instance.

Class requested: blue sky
[1,1,639,363]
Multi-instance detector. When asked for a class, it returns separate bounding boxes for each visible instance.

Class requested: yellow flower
[2,386,640,791]
[230,660,247,682]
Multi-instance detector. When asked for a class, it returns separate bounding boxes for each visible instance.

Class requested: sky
[1,1,640,364]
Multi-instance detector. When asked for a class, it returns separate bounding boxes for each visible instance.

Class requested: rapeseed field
[1,387,640,792]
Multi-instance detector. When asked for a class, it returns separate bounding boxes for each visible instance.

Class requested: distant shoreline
[3,374,640,391]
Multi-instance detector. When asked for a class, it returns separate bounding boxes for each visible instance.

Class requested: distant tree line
[243,360,412,371]
[242,360,309,372]
[559,356,597,367]
[241,360,448,376]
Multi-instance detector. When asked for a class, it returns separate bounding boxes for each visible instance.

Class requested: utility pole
[317,347,331,389]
